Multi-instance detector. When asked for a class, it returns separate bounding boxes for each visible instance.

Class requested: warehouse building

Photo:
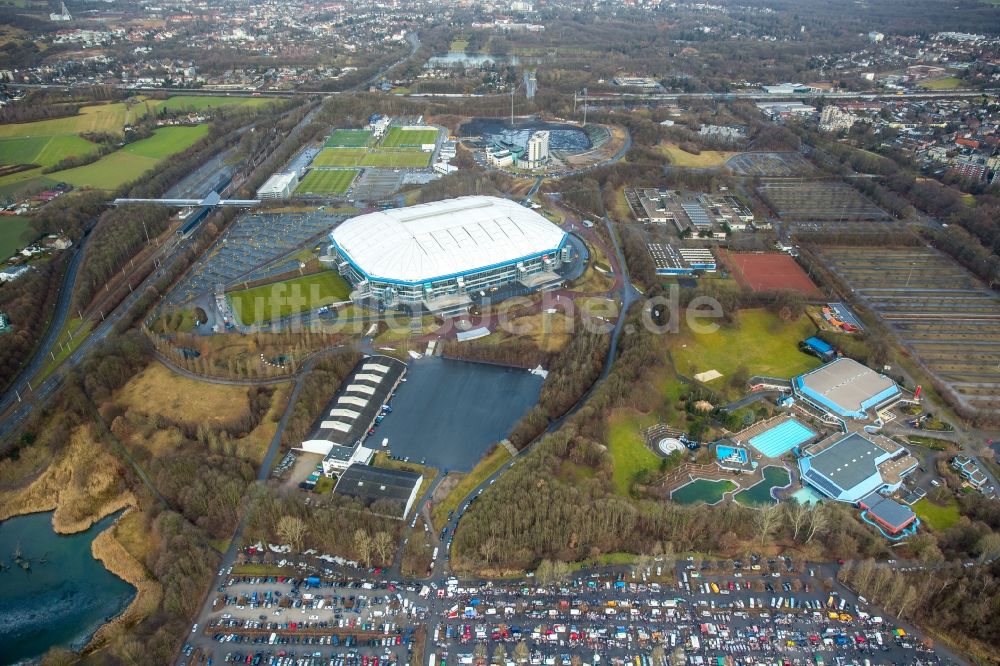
[334,464,423,519]
[297,355,407,476]
[792,357,900,420]
[326,196,571,311]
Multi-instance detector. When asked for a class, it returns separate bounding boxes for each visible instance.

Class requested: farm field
[311,147,431,168]
[295,169,360,195]
[0,101,144,140]
[657,141,739,168]
[672,308,822,383]
[324,129,374,147]
[54,125,209,190]
[0,134,98,168]
[0,215,32,259]
[228,271,351,324]
[382,126,439,148]
[756,181,890,221]
[818,246,1000,411]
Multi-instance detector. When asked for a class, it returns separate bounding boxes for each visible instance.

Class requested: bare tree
[753,504,782,547]
[354,529,373,567]
[474,643,488,665]
[804,504,828,544]
[277,515,307,552]
[493,644,507,664]
[373,531,395,565]
[786,501,809,542]
[651,645,665,666]
[513,641,529,664]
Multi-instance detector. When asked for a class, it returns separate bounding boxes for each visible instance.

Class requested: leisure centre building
[325,196,572,311]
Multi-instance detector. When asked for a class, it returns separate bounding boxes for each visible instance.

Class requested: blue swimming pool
[717,445,749,465]
[748,419,816,458]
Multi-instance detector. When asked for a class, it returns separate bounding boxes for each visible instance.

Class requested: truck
[306,576,321,586]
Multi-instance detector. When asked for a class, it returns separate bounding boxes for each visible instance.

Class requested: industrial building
[646,244,716,275]
[298,356,407,476]
[798,432,917,504]
[256,172,299,200]
[792,357,901,420]
[326,196,570,311]
[333,464,423,519]
[858,492,917,536]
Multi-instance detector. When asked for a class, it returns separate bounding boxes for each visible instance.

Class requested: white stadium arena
[325,196,574,310]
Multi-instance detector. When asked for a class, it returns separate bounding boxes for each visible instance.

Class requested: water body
[374,356,542,471]
[459,117,592,153]
[425,51,520,68]
[0,511,136,665]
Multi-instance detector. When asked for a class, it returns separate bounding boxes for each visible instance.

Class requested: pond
[372,356,543,471]
[425,51,521,68]
[734,466,792,506]
[670,479,736,505]
[459,117,593,153]
[0,511,135,664]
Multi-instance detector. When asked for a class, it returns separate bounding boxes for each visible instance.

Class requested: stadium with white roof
[325,196,572,311]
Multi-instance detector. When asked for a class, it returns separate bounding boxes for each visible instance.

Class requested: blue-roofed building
[858,493,917,536]
[793,357,900,421]
[802,336,836,362]
[798,432,916,503]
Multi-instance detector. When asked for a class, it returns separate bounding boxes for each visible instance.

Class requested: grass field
[0,101,143,140]
[295,169,359,195]
[919,77,963,90]
[913,497,960,530]
[382,127,439,148]
[0,215,32,259]
[228,271,352,324]
[431,446,511,530]
[658,142,739,168]
[325,129,374,147]
[608,413,662,496]
[450,39,470,51]
[116,362,250,425]
[312,147,431,168]
[55,125,209,190]
[672,309,821,381]
[151,95,277,112]
[0,134,98,167]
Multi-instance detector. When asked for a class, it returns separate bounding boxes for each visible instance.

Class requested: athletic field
[295,169,360,195]
[382,127,439,148]
[325,129,374,147]
[722,250,822,297]
[229,272,352,324]
[312,147,431,168]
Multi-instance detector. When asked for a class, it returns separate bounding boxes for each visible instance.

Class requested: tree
[277,515,307,552]
[651,645,665,666]
[804,504,828,543]
[373,531,395,565]
[493,645,507,664]
[354,529,373,567]
[535,559,554,584]
[753,504,782,547]
[786,501,809,542]
[474,643,488,664]
[513,641,529,664]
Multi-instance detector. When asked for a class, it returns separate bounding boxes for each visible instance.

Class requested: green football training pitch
[295,169,360,194]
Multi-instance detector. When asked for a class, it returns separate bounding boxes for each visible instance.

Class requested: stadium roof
[334,464,422,517]
[800,432,892,502]
[794,357,899,419]
[331,196,566,285]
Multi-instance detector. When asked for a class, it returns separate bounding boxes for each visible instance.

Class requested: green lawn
[295,169,360,195]
[312,147,431,168]
[608,413,662,495]
[0,215,32,259]
[0,101,143,140]
[54,125,210,190]
[382,127,439,148]
[919,77,963,90]
[152,95,277,112]
[228,271,352,324]
[325,129,374,147]
[671,478,736,505]
[672,309,821,382]
[912,497,960,530]
[0,134,98,167]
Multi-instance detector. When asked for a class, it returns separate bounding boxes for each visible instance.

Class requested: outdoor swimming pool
[748,419,816,458]
[734,466,791,506]
[670,479,736,505]
[716,444,749,465]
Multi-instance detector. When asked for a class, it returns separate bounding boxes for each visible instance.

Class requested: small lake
[374,356,542,471]
[0,511,136,665]
[425,51,520,68]
[459,117,593,153]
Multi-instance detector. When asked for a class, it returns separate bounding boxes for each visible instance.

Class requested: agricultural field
[228,271,352,324]
[54,125,210,190]
[295,169,360,195]
[0,101,145,140]
[311,147,431,168]
[0,215,32,259]
[382,126,439,148]
[324,129,374,147]
[657,141,739,168]
[672,308,822,384]
[756,181,890,221]
[818,246,1000,411]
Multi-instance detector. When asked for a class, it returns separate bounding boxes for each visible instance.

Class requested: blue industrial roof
[804,336,834,354]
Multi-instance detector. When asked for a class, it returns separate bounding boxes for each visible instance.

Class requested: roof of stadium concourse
[795,357,899,418]
[802,432,890,500]
[334,463,422,512]
[331,196,567,284]
[305,355,406,451]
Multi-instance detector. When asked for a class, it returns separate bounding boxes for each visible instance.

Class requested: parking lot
[183,556,957,666]
[167,212,342,305]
